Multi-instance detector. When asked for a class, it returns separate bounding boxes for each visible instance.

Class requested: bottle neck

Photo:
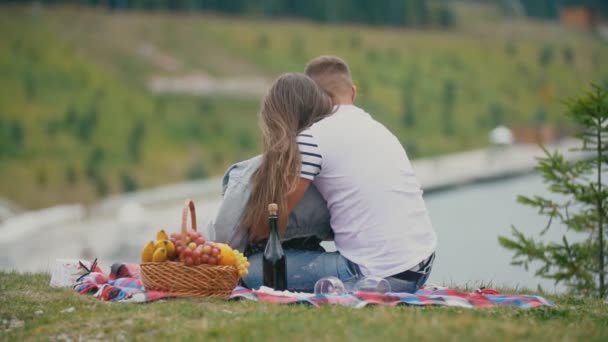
[268,214,279,239]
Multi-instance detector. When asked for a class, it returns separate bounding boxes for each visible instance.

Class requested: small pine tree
[499,84,608,298]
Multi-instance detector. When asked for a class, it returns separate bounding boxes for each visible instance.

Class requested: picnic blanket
[73,263,554,308]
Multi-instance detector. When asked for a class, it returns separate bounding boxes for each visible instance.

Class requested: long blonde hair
[242,73,333,242]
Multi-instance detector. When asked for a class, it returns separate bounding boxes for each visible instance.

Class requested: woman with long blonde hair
[241,73,332,241]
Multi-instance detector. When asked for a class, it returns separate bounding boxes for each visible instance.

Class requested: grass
[1,272,607,341]
[1,4,608,208]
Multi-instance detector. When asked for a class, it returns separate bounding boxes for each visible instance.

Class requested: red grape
[176,245,184,255]
[201,245,212,255]
[211,248,219,257]
[193,256,201,265]
[195,237,206,245]
[183,249,193,258]
[184,257,193,266]
[208,257,217,265]
[201,254,210,263]
[192,249,201,259]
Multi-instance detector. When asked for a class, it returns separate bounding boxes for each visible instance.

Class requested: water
[424,172,574,292]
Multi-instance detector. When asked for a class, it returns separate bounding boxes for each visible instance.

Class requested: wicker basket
[140,199,239,298]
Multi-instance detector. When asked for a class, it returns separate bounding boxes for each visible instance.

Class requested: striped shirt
[294,104,436,278]
[297,131,322,180]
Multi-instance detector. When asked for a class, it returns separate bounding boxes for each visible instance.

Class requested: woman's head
[242,73,333,241]
[259,73,333,146]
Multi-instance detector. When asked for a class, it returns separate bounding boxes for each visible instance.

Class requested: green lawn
[1,272,607,341]
[1,4,608,209]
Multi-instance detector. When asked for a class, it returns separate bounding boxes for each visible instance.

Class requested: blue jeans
[242,249,432,293]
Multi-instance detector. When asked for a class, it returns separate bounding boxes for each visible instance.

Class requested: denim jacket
[209,155,333,252]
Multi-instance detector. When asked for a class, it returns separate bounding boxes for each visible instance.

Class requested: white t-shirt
[297,105,437,277]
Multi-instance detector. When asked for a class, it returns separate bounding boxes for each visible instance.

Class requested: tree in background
[401,71,418,128]
[0,119,25,158]
[128,121,145,163]
[489,102,505,127]
[538,45,555,68]
[441,79,456,136]
[120,171,138,193]
[48,0,456,28]
[499,84,608,298]
[563,46,575,66]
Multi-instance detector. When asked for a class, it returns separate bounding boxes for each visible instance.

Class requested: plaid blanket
[73,263,553,308]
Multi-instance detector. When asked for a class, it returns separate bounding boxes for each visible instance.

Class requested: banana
[141,241,155,263]
[154,239,176,259]
[156,229,169,241]
[152,247,168,262]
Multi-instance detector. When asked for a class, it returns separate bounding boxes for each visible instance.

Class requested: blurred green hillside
[1,4,607,209]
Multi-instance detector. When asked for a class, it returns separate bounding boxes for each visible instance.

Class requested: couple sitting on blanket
[210,55,437,293]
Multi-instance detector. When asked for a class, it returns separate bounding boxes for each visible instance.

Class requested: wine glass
[314,276,346,296]
[353,276,391,294]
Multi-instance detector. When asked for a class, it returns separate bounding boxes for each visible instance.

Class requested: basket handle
[181,199,198,243]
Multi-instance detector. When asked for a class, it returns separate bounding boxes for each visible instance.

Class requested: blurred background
[1,0,607,291]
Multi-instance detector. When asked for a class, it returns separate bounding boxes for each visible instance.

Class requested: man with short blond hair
[304,55,356,104]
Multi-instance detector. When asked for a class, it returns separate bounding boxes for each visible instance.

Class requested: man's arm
[286,177,311,217]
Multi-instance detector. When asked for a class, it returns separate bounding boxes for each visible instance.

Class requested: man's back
[301,105,437,277]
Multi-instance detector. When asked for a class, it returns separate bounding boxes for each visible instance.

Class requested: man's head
[304,55,356,105]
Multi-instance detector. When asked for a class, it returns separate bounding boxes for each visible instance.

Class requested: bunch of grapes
[233,250,250,277]
[170,230,222,266]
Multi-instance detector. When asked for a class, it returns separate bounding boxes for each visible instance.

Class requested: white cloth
[297,105,437,278]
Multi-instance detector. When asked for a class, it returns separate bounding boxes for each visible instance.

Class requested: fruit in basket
[161,228,249,275]
[216,243,249,277]
[152,248,168,262]
[154,239,176,259]
[165,240,175,258]
[234,250,250,277]
[217,243,236,266]
[141,241,156,263]
[156,229,169,241]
